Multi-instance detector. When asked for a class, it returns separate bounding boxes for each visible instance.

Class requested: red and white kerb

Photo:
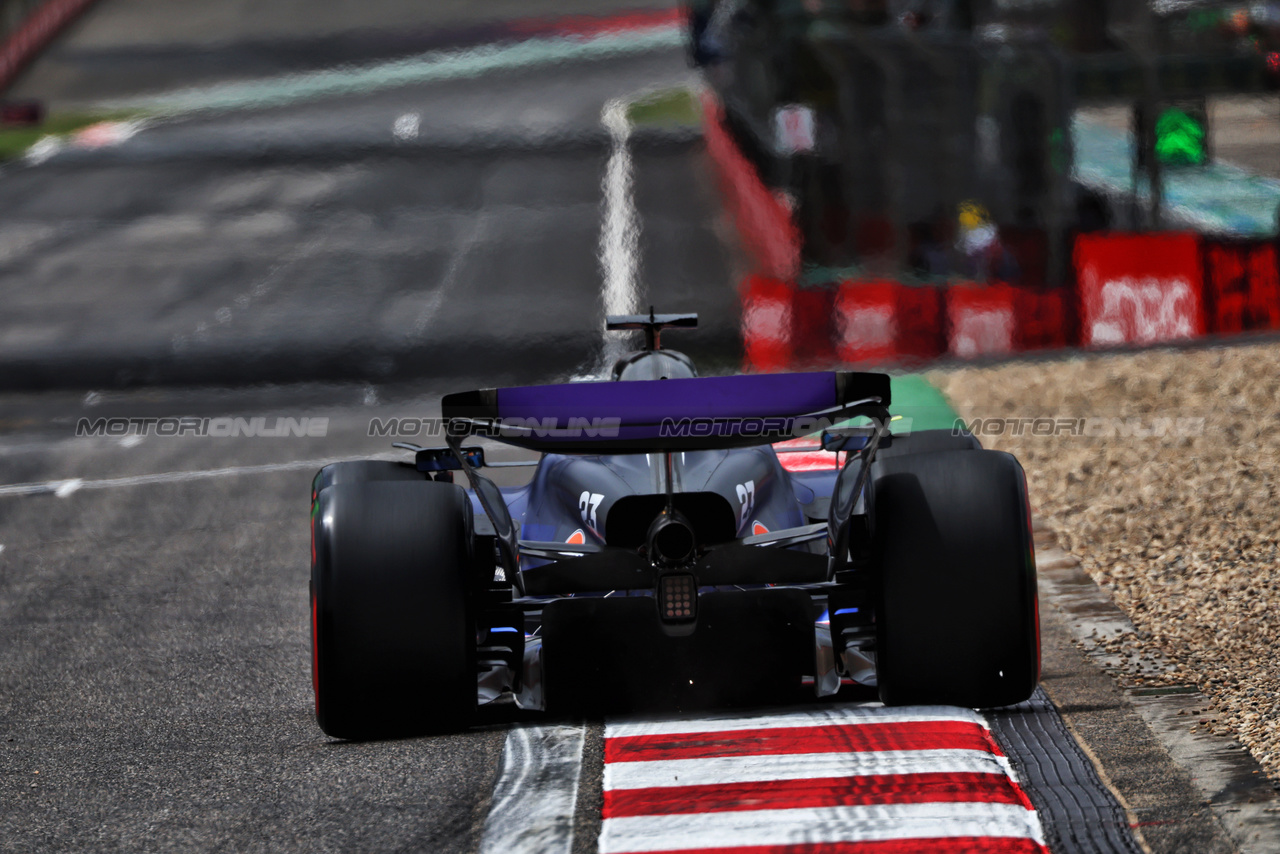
[599,706,1046,854]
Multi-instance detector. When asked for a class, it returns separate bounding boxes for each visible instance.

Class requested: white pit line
[597,96,642,372]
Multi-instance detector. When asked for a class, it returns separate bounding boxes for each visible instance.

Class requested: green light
[1155,107,1206,166]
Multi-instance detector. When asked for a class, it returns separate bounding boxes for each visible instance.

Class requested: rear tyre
[838,431,982,563]
[310,480,475,739]
[876,428,980,460]
[872,449,1038,708]
[311,460,423,503]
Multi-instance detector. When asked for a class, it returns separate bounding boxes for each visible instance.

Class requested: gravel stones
[931,343,1280,781]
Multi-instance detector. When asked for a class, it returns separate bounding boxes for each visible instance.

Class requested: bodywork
[421,355,894,712]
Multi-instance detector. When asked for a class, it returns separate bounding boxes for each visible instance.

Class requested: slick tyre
[310,480,475,739]
[873,449,1039,708]
[310,460,424,503]
[875,428,980,460]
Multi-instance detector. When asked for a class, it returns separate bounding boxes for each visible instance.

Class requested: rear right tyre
[876,428,980,460]
[872,448,1039,708]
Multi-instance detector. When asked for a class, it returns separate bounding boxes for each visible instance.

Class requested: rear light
[658,573,697,622]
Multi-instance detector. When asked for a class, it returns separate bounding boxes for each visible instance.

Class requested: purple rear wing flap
[441,371,890,453]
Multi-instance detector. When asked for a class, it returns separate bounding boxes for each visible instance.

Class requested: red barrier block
[791,286,835,364]
[896,284,945,361]
[1204,242,1248,334]
[1245,244,1280,331]
[1074,232,1205,347]
[1015,287,1075,350]
[1204,241,1280,334]
[833,280,900,364]
[833,280,945,365]
[741,275,794,372]
[1216,292,1247,335]
[946,284,1017,358]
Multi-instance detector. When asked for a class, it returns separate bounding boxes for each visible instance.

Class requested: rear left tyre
[310,479,475,739]
[310,460,424,504]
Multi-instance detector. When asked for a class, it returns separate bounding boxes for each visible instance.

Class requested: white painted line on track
[0,457,370,499]
[393,112,421,141]
[599,802,1046,854]
[606,704,990,738]
[480,723,585,854]
[598,97,642,371]
[605,748,1016,791]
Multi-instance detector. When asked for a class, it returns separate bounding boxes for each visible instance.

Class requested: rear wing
[441,369,892,592]
[441,370,891,454]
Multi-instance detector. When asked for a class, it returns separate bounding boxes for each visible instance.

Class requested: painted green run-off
[625,87,701,129]
[823,374,960,438]
[0,112,141,161]
[889,374,960,433]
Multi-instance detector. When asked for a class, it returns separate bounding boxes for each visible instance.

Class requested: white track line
[605,748,1016,791]
[0,457,361,498]
[479,723,585,854]
[599,802,1045,854]
[606,705,989,739]
[598,97,642,370]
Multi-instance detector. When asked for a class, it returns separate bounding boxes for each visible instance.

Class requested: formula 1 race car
[309,313,1039,739]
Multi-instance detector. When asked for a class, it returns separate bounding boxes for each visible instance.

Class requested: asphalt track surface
[0,46,738,389]
[0,1,1265,851]
[0,386,1251,853]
